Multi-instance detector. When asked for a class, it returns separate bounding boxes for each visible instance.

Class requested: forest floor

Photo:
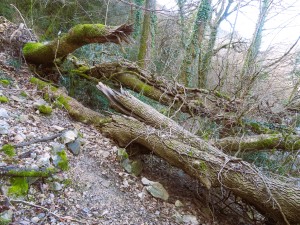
[0,54,248,225]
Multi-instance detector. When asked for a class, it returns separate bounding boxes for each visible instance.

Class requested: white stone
[31,217,40,223]
[182,215,199,225]
[0,108,9,118]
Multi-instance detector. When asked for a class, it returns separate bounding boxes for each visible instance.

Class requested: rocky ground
[0,56,251,225]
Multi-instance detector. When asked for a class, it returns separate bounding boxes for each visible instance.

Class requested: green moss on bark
[68,24,107,42]
[6,168,55,177]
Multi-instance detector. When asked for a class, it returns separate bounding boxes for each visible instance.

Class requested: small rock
[50,182,62,191]
[66,139,81,156]
[121,159,143,176]
[99,150,110,158]
[0,185,9,196]
[61,130,78,144]
[143,180,169,201]
[101,180,111,188]
[19,114,29,122]
[52,125,65,131]
[27,132,36,138]
[82,207,90,213]
[14,133,26,143]
[51,142,65,152]
[0,210,13,224]
[0,120,9,134]
[121,179,129,188]
[33,99,47,107]
[11,95,25,102]
[37,213,46,219]
[175,200,184,207]
[0,108,9,118]
[141,177,154,186]
[19,221,30,225]
[31,216,40,223]
[173,212,183,223]
[30,152,37,159]
[146,184,169,201]
[137,191,146,199]
[182,215,199,225]
[37,153,51,167]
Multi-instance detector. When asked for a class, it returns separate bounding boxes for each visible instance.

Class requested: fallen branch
[23,24,133,65]
[14,130,67,148]
[0,166,54,177]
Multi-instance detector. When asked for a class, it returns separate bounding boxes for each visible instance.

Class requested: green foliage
[8,177,28,197]
[0,215,11,225]
[57,150,69,171]
[1,144,16,157]
[38,105,53,115]
[0,95,9,103]
[242,151,299,176]
[0,79,10,87]
[20,91,28,97]
[59,75,110,112]
[55,95,70,110]
[118,148,129,160]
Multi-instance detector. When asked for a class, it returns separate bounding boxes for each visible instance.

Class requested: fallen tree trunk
[214,133,300,152]
[71,60,241,123]
[31,78,300,224]
[96,83,300,224]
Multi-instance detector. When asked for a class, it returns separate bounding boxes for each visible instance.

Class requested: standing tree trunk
[137,0,155,68]
[238,0,269,98]
[198,0,234,89]
[179,0,212,87]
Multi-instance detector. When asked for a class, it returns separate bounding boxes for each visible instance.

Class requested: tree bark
[214,133,300,152]
[75,61,240,121]
[23,24,133,65]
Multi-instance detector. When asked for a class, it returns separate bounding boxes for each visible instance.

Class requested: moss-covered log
[214,134,300,152]
[23,24,133,65]
[29,77,111,125]
[0,166,54,177]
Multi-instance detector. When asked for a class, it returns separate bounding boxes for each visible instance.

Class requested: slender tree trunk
[179,0,212,87]
[238,0,269,98]
[137,0,155,68]
[199,0,233,89]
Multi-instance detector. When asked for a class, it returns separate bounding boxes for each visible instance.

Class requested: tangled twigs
[0,195,88,225]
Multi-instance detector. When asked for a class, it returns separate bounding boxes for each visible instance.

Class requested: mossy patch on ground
[1,144,15,157]
[57,150,69,171]
[0,79,10,86]
[8,177,29,197]
[0,95,9,103]
[38,104,53,115]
